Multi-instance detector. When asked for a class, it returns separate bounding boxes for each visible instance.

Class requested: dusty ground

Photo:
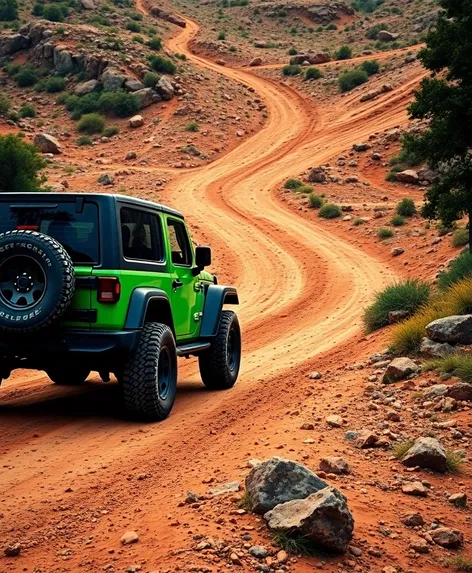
[1,2,471,573]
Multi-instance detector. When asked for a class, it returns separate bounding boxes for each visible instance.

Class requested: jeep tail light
[98,277,121,303]
[17,225,39,231]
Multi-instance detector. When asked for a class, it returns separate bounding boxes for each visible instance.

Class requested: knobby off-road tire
[199,310,241,390]
[122,322,177,421]
[0,230,75,333]
[47,367,91,386]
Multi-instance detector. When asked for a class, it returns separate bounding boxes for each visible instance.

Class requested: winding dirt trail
[0,10,430,573]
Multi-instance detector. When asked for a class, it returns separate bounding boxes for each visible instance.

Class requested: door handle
[172,280,183,289]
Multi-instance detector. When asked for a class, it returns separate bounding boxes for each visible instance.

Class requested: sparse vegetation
[305,67,323,80]
[308,194,323,208]
[396,198,416,217]
[98,90,140,118]
[363,279,430,333]
[392,439,415,460]
[36,76,66,93]
[391,214,405,226]
[218,30,226,40]
[77,113,105,134]
[335,45,352,60]
[288,47,297,56]
[284,178,303,190]
[438,250,472,289]
[296,185,313,194]
[448,555,472,572]
[361,60,380,76]
[103,126,120,137]
[425,353,472,384]
[282,64,302,76]
[126,21,141,33]
[339,69,369,92]
[0,93,10,115]
[77,135,93,146]
[377,227,394,239]
[19,104,36,118]
[446,450,464,474]
[149,55,176,74]
[318,203,342,219]
[0,134,46,192]
[14,67,41,88]
[452,228,469,248]
[270,531,320,556]
[147,37,162,50]
[143,72,159,88]
[185,121,200,132]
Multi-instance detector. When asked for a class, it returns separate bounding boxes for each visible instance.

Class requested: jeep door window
[121,208,164,262]
[0,203,99,264]
[167,219,192,266]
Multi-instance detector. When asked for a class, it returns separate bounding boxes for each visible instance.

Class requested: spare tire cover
[0,230,75,332]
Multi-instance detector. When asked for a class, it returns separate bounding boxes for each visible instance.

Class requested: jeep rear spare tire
[0,230,75,332]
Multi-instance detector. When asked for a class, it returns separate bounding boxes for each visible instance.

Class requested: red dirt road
[0,11,436,573]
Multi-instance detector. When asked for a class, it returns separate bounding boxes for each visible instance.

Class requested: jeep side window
[120,208,164,263]
[167,219,192,266]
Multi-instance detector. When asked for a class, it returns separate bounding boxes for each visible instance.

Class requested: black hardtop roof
[0,193,184,218]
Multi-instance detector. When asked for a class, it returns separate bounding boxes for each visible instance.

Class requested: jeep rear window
[0,202,99,264]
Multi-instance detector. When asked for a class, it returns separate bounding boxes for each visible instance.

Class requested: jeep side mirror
[195,246,211,270]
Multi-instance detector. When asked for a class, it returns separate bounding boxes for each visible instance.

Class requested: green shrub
[77,135,93,146]
[147,37,162,50]
[77,113,105,134]
[0,93,10,114]
[389,146,421,168]
[102,125,120,137]
[43,3,67,22]
[452,228,469,248]
[363,279,430,333]
[184,121,200,132]
[4,62,20,76]
[0,134,47,192]
[126,21,141,32]
[41,76,66,93]
[335,45,352,60]
[284,178,303,189]
[391,214,405,227]
[386,171,397,182]
[98,90,140,118]
[15,67,40,87]
[175,53,187,60]
[366,23,385,40]
[361,59,380,75]
[305,67,322,80]
[218,30,226,40]
[8,111,19,122]
[282,64,302,76]
[326,23,337,30]
[149,55,176,74]
[338,69,368,92]
[308,194,323,208]
[19,104,36,118]
[396,197,416,217]
[0,0,19,21]
[377,227,394,239]
[288,47,297,55]
[143,72,158,88]
[319,203,342,219]
[438,250,472,289]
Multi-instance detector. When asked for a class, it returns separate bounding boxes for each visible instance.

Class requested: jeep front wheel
[199,310,241,390]
[122,322,177,421]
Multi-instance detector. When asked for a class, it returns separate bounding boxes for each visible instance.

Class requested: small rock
[402,513,424,527]
[402,481,427,497]
[428,527,463,548]
[129,115,144,128]
[410,538,429,553]
[391,247,404,257]
[354,429,378,449]
[208,481,240,496]
[383,357,419,384]
[401,437,447,472]
[4,543,21,557]
[396,170,419,185]
[121,531,139,545]
[309,371,322,379]
[420,337,455,358]
[319,456,350,475]
[388,310,409,324]
[353,143,370,152]
[326,415,344,428]
[449,492,467,506]
[447,382,472,402]
[34,133,62,154]
[248,546,268,559]
[97,173,114,186]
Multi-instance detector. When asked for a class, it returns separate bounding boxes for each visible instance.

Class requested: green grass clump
[318,203,342,219]
[308,194,323,208]
[425,353,472,384]
[296,185,314,194]
[361,59,379,75]
[147,37,162,50]
[339,69,368,92]
[448,555,472,572]
[439,250,472,289]
[77,135,93,146]
[377,227,394,239]
[19,104,36,118]
[391,214,405,227]
[353,217,366,226]
[284,178,303,190]
[392,439,415,460]
[305,67,322,80]
[282,64,302,76]
[335,45,352,60]
[143,72,159,88]
[270,531,323,556]
[452,228,469,248]
[396,197,416,217]
[363,279,430,333]
[102,126,120,137]
[0,93,10,114]
[149,55,176,74]
[77,113,105,134]
[184,121,200,132]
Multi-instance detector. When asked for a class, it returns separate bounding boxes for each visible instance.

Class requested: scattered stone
[396,170,419,185]
[149,6,186,27]
[307,167,326,183]
[276,549,288,563]
[309,371,322,379]
[420,337,455,358]
[402,437,447,472]
[353,143,370,152]
[264,486,354,554]
[248,546,268,559]
[129,115,144,128]
[402,513,424,527]
[125,151,137,160]
[391,247,404,257]
[447,382,472,402]
[326,415,344,428]
[33,133,62,154]
[319,456,350,475]
[125,78,145,92]
[383,357,419,383]
[449,492,467,506]
[402,481,427,497]
[74,79,98,95]
[121,531,139,545]
[377,30,400,42]
[245,457,327,514]
[410,538,429,553]
[249,57,263,67]
[290,52,330,65]
[4,543,21,557]
[354,429,378,449]
[428,527,463,548]
[157,76,174,100]
[97,173,114,186]
[426,314,472,345]
[208,481,240,496]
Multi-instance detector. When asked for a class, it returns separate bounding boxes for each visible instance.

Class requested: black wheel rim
[227,327,239,373]
[0,255,47,310]
[158,346,172,400]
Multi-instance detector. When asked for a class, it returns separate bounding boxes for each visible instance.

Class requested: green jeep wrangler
[0,193,241,421]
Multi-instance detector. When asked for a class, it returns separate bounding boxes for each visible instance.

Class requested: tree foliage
[0,135,47,192]
[403,0,472,249]
[0,0,18,21]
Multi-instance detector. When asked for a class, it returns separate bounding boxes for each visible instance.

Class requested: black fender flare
[124,288,174,333]
[200,285,239,338]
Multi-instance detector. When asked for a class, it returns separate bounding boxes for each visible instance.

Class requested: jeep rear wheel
[47,366,91,386]
[122,322,177,421]
[199,310,241,390]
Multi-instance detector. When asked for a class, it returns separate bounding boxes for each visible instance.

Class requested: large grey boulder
[74,79,98,96]
[156,76,174,100]
[382,357,419,383]
[245,457,327,515]
[447,382,472,402]
[125,78,145,92]
[401,437,447,472]
[377,30,399,42]
[428,527,463,548]
[264,487,354,554]
[34,133,62,154]
[420,337,455,358]
[0,33,30,57]
[134,88,159,108]
[426,314,472,344]
[396,169,419,185]
[289,52,330,65]
[53,47,74,73]
[101,68,126,91]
